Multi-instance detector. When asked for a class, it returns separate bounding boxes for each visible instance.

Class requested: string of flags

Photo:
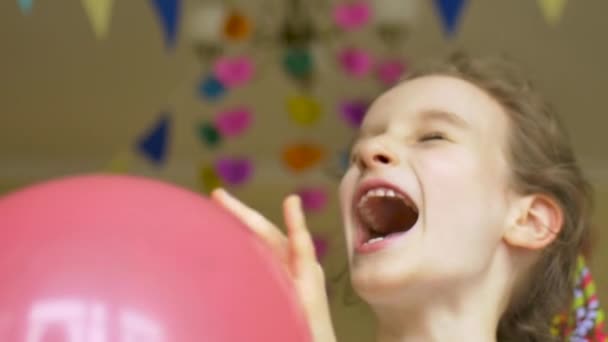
[46,0,573,201]
[81,0,114,39]
[16,1,571,41]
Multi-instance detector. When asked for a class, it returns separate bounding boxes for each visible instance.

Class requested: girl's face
[339,75,515,302]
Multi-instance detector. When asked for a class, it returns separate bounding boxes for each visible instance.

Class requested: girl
[212,53,603,341]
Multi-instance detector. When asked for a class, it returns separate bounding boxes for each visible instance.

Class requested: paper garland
[282,143,325,173]
[198,74,226,100]
[17,0,34,14]
[297,186,329,213]
[213,56,255,88]
[339,47,374,78]
[223,9,252,41]
[198,121,221,147]
[283,48,314,79]
[433,0,468,37]
[340,100,368,128]
[137,113,170,164]
[287,96,322,126]
[214,107,253,137]
[333,1,372,31]
[537,0,568,26]
[150,0,181,49]
[82,0,114,39]
[199,164,223,193]
[376,59,407,86]
[198,107,252,147]
[214,156,253,186]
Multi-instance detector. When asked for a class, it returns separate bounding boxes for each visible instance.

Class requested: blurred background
[1,1,606,340]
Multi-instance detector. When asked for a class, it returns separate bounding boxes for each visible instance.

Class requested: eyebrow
[416,109,469,129]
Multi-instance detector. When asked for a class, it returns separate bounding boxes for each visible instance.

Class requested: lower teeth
[365,236,385,245]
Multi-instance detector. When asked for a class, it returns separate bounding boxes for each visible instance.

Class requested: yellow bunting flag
[82,0,115,39]
[537,0,567,26]
[104,153,131,174]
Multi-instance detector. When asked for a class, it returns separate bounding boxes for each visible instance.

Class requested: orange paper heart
[282,143,325,172]
[223,10,252,41]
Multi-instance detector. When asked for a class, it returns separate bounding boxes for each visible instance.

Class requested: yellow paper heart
[287,96,321,126]
[199,164,223,194]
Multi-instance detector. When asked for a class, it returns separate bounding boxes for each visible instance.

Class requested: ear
[504,194,563,250]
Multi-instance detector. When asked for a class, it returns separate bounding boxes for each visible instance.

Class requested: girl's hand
[211,189,337,342]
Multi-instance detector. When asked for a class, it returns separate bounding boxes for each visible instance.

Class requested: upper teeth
[357,187,414,210]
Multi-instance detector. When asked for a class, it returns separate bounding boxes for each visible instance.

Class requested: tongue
[364,197,418,235]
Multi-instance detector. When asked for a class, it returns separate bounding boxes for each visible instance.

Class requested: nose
[354,139,399,170]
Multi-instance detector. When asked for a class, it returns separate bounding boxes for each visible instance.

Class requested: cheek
[418,150,507,253]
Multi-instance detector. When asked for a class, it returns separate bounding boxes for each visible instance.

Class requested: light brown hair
[406,53,593,341]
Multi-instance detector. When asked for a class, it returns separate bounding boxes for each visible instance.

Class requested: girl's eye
[419,132,447,142]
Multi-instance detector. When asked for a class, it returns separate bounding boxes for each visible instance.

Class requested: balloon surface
[0,174,310,342]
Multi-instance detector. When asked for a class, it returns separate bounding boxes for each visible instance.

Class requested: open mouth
[354,185,419,250]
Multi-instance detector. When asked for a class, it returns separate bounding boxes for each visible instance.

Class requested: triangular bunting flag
[433,0,468,37]
[18,0,34,14]
[104,152,131,173]
[150,0,181,49]
[82,0,115,39]
[137,113,171,164]
[537,0,567,26]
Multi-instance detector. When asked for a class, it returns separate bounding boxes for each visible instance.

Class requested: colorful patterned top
[551,255,606,341]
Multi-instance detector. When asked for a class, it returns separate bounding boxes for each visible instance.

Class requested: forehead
[361,75,508,133]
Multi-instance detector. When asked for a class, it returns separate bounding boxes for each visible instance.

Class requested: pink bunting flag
[339,47,374,77]
[333,1,372,30]
[214,107,252,137]
[213,56,255,88]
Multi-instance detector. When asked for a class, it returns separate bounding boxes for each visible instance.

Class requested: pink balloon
[0,174,310,342]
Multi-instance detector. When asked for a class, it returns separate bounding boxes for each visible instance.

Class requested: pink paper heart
[213,57,255,88]
[333,1,372,30]
[215,156,253,186]
[339,47,374,77]
[214,107,253,137]
[297,186,328,213]
[377,59,407,86]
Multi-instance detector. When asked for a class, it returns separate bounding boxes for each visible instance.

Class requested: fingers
[211,189,288,258]
[283,195,317,274]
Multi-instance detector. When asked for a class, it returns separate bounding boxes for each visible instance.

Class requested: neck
[373,299,497,342]
[370,273,509,342]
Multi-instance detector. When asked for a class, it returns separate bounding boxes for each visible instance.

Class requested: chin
[349,256,425,304]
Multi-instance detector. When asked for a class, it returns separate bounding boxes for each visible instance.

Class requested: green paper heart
[283,49,313,78]
[199,122,221,147]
